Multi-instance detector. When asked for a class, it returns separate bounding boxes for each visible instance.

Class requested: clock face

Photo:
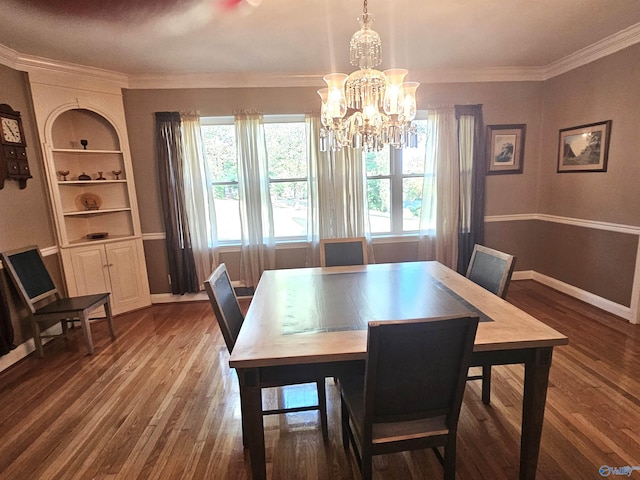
[1,117,22,143]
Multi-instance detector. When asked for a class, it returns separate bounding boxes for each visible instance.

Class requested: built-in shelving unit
[46,109,138,247]
[32,91,151,315]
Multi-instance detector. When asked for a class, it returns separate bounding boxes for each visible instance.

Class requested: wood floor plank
[0,281,639,479]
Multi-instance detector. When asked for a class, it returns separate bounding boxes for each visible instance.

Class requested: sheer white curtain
[306,114,332,264]
[305,113,373,266]
[180,113,218,287]
[235,113,275,286]
[418,106,460,269]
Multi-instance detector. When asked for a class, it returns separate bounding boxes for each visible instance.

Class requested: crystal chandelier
[318,0,419,152]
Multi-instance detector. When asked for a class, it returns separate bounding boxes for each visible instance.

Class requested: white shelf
[63,207,132,216]
[52,148,123,154]
[67,234,138,246]
[58,180,127,185]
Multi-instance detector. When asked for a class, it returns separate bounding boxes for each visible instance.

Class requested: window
[201,115,307,243]
[201,117,239,242]
[365,119,429,235]
[264,116,307,239]
[202,114,433,244]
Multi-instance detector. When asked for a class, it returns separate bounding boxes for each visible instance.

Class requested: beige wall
[531,43,639,307]
[485,219,637,306]
[419,82,544,216]
[538,43,640,225]
[0,64,63,347]
[0,65,56,250]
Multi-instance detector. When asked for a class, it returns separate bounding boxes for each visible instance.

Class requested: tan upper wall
[538,43,640,226]
[123,81,544,234]
[0,64,56,251]
[419,82,544,217]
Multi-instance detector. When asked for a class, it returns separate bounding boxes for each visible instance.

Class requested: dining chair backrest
[466,244,516,299]
[204,263,244,353]
[0,246,60,313]
[319,237,368,267]
[364,314,479,428]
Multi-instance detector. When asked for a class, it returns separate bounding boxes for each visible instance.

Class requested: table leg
[520,347,553,480]
[237,369,266,480]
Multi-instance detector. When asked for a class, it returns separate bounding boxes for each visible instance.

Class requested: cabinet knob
[103,263,114,268]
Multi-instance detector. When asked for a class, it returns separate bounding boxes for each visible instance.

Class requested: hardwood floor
[1,280,639,479]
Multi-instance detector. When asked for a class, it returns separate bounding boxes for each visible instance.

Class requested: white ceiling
[1,0,639,86]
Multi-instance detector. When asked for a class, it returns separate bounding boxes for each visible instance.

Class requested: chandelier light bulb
[402,82,420,122]
[382,69,407,116]
[323,73,348,119]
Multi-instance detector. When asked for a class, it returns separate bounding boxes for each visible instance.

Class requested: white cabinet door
[62,239,150,315]
[105,240,147,313]
[67,245,111,296]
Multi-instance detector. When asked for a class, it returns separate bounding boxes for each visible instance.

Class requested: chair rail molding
[485,213,640,235]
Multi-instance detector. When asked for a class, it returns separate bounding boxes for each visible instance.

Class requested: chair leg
[104,298,116,339]
[78,312,94,355]
[482,365,492,405]
[340,395,349,449]
[239,385,249,447]
[361,448,373,480]
[443,438,457,480]
[31,319,44,358]
[316,378,328,440]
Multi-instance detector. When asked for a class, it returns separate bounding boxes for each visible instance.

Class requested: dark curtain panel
[155,112,200,294]
[0,276,16,356]
[456,105,486,274]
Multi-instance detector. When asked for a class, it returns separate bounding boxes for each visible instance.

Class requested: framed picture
[557,120,611,173]
[486,124,526,175]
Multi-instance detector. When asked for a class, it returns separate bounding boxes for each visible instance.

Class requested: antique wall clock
[0,103,31,189]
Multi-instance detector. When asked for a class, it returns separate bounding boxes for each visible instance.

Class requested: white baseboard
[151,292,209,303]
[513,270,633,322]
[512,270,534,281]
[0,323,63,373]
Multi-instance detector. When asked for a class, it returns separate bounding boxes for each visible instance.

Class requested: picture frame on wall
[557,120,611,173]
[486,124,526,175]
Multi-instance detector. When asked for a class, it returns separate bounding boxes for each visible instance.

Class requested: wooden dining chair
[0,245,115,357]
[319,237,368,267]
[339,314,479,480]
[465,244,517,404]
[204,263,328,441]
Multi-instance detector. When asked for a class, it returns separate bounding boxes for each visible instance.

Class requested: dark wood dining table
[229,261,569,479]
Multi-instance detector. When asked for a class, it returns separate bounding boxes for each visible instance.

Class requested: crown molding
[21,55,128,88]
[0,43,20,70]
[542,22,640,80]
[1,22,639,89]
[127,71,325,89]
[0,43,128,89]
[411,67,545,84]
[126,66,547,89]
